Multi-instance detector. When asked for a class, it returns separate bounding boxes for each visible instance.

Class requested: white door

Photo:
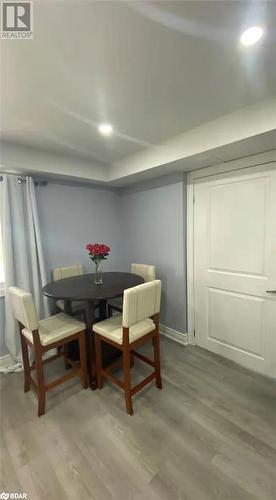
[194,163,276,378]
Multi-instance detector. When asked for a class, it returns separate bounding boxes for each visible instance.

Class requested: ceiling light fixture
[98,123,113,136]
[240,26,264,46]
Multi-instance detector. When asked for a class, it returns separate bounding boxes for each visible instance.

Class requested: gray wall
[36,180,124,279]
[120,172,187,333]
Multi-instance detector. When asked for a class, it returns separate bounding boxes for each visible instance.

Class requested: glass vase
[94,260,103,284]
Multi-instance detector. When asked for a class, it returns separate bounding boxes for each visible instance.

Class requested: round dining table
[43,272,144,389]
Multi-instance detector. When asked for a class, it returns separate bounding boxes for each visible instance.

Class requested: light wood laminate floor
[1,338,276,500]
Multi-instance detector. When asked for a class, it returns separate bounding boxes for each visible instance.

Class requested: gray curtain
[0,174,49,371]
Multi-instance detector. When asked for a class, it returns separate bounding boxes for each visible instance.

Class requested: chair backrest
[53,264,83,281]
[9,286,39,331]
[122,280,161,328]
[131,263,156,282]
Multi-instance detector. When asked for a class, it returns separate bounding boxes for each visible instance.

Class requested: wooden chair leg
[153,334,162,390]
[20,333,30,393]
[108,304,113,317]
[78,332,88,389]
[123,349,133,415]
[34,346,46,417]
[130,351,134,368]
[95,334,103,389]
[81,311,87,324]
[64,343,70,369]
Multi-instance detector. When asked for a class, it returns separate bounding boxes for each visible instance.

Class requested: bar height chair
[108,263,156,316]
[53,264,102,368]
[9,286,88,417]
[53,264,87,317]
[94,280,162,415]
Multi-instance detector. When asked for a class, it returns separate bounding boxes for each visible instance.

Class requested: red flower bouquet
[86,243,110,260]
[86,243,110,284]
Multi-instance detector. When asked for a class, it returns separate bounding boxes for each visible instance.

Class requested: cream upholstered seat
[94,280,162,415]
[108,263,156,314]
[53,265,87,313]
[9,286,88,417]
[22,312,86,346]
[93,314,155,345]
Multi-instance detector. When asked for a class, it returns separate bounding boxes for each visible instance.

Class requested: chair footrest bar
[45,367,81,391]
[133,351,155,367]
[29,375,38,391]
[101,369,124,389]
[65,357,79,369]
[30,351,64,370]
[131,372,156,396]
[105,357,122,373]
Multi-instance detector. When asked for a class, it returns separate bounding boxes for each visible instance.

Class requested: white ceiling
[1,0,276,183]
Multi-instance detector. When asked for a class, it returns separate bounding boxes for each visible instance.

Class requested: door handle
[266,289,276,294]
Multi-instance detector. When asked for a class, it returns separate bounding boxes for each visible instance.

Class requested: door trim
[187,150,276,346]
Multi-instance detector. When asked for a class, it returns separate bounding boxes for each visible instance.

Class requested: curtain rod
[0,174,48,186]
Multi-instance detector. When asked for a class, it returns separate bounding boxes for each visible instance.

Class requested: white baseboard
[160,324,189,346]
[0,353,14,369]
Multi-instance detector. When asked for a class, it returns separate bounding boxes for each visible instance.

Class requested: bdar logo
[0,493,27,499]
[0,492,9,500]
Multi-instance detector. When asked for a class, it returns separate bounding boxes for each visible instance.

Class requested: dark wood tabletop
[42,272,144,389]
[43,272,144,301]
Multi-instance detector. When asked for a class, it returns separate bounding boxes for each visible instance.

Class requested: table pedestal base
[65,299,121,390]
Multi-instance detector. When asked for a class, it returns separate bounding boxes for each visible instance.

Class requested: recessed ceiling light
[98,123,113,136]
[240,26,264,46]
